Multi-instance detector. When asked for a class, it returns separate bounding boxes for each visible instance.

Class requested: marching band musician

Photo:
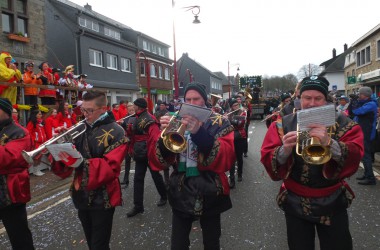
[148,82,235,249]
[126,98,167,218]
[0,98,35,249]
[280,82,302,117]
[261,76,364,250]
[225,98,247,188]
[119,102,136,187]
[51,90,128,250]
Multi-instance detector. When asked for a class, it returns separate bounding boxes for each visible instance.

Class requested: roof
[320,47,354,75]
[178,53,222,80]
[55,0,132,30]
[352,23,380,47]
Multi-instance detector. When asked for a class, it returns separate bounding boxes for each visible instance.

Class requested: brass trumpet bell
[296,125,332,165]
[161,114,187,153]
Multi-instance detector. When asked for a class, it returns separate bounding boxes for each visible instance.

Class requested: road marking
[248,138,250,142]
[249,131,253,134]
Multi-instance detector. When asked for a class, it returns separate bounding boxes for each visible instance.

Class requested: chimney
[332,48,336,58]
[344,43,348,51]
[84,3,92,11]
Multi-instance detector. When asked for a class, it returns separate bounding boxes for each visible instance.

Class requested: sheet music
[46,143,81,161]
[178,103,212,122]
[297,104,336,131]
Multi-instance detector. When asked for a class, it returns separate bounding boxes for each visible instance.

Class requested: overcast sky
[69,0,380,78]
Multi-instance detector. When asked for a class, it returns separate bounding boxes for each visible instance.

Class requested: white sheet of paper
[46,143,81,161]
[297,104,336,131]
[178,103,212,122]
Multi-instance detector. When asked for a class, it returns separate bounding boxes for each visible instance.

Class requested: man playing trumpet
[148,82,235,249]
[261,76,364,250]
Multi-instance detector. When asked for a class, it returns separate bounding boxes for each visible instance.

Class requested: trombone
[22,121,87,164]
[116,113,135,123]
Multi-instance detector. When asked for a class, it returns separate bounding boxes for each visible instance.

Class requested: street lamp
[172,1,200,99]
[228,61,240,99]
[136,51,152,113]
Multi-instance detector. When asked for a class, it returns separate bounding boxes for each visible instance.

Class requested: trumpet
[160,112,187,153]
[295,124,333,165]
[22,121,87,164]
[224,108,241,117]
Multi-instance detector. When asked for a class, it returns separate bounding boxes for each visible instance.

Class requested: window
[143,40,148,50]
[105,27,120,40]
[89,49,103,67]
[15,0,25,14]
[140,62,146,76]
[121,57,131,72]
[106,54,118,70]
[158,66,163,79]
[152,44,157,54]
[356,45,371,67]
[0,0,10,9]
[78,17,99,32]
[2,13,12,33]
[150,63,156,77]
[17,17,26,35]
[377,40,380,59]
[164,68,170,80]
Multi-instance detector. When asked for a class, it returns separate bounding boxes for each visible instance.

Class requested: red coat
[0,123,33,205]
[38,69,56,98]
[119,105,127,118]
[26,120,47,149]
[57,111,77,128]
[45,115,60,139]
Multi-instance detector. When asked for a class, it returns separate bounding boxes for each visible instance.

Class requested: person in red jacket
[57,101,77,129]
[38,62,57,105]
[51,90,127,250]
[0,98,35,249]
[112,103,120,121]
[225,98,247,188]
[26,109,48,176]
[44,108,62,139]
[148,83,235,249]
[118,100,127,119]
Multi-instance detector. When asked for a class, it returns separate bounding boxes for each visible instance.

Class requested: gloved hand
[58,151,83,168]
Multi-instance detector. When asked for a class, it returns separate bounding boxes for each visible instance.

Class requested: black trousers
[171,211,221,250]
[122,154,132,183]
[243,122,249,154]
[285,210,352,250]
[78,208,115,250]
[230,138,245,178]
[0,204,34,250]
[133,158,167,209]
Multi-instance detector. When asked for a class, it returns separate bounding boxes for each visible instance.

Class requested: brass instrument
[244,88,252,102]
[22,121,87,164]
[160,113,187,153]
[210,94,223,107]
[295,124,333,165]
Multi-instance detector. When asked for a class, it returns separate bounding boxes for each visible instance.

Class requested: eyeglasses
[80,107,102,115]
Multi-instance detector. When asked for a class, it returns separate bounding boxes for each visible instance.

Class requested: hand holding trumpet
[160,114,201,134]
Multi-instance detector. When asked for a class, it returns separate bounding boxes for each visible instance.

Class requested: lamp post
[172,0,200,100]
[228,61,240,99]
[136,51,152,113]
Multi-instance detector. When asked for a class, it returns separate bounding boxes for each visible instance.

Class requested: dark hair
[83,90,107,107]
[28,109,42,128]
[112,103,118,108]
[119,100,125,105]
[57,101,68,118]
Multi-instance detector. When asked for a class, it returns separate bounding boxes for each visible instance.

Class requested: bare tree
[297,64,322,79]
[262,74,298,97]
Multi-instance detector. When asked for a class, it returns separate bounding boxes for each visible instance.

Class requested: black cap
[300,75,329,98]
[184,82,207,103]
[0,98,13,117]
[133,98,147,109]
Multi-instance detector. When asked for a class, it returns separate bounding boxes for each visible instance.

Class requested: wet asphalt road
[0,120,379,249]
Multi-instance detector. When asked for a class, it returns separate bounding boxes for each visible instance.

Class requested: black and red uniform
[0,118,34,249]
